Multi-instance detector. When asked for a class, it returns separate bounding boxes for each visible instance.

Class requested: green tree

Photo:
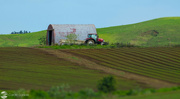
[65,33,78,44]
[97,75,116,93]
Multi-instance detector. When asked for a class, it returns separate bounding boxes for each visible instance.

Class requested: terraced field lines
[73,51,180,80]
[63,48,180,84]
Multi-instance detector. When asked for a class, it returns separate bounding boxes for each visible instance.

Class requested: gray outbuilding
[46,24,97,45]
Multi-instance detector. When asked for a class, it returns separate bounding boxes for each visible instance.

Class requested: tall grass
[38,42,137,49]
[1,86,180,99]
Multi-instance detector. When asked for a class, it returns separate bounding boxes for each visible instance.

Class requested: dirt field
[59,48,180,88]
[0,47,151,91]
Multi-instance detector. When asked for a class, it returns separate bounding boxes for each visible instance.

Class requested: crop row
[101,49,180,69]
[81,50,180,72]
[64,48,180,83]
[72,51,180,83]
[73,50,180,77]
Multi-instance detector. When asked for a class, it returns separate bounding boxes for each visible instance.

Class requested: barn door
[48,30,52,45]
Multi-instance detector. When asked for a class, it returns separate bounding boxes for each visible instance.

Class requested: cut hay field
[0,47,150,91]
[61,47,180,84]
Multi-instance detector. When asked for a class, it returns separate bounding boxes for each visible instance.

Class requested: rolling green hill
[0,30,46,47]
[0,17,180,47]
[98,17,180,46]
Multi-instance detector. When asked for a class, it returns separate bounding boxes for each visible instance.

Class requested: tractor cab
[85,33,104,44]
[88,34,98,42]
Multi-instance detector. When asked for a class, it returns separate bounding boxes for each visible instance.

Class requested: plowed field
[0,47,150,91]
[61,47,180,84]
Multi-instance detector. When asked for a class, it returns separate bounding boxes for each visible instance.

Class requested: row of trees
[11,30,31,34]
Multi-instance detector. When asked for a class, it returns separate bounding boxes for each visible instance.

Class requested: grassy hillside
[0,30,46,47]
[98,17,180,46]
[0,17,180,47]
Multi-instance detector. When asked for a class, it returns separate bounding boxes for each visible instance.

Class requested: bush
[48,84,72,99]
[65,34,78,44]
[29,89,49,99]
[78,88,98,98]
[38,36,46,45]
[97,75,116,93]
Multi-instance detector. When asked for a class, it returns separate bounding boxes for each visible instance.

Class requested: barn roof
[47,24,96,31]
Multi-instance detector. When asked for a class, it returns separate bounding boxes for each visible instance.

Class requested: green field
[0,47,150,91]
[0,17,180,98]
[98,17,180,46]
[97,17,180,46]
[0,17,180,47]
[0,30,46,47]
[62,47,180,84]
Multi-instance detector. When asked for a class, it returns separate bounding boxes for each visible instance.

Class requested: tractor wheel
[101,42,104,45]
[87,40,95,45]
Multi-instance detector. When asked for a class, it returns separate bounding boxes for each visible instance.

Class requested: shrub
[38,36,46,45]
[78,88,98,98]
[48,84,72,99]
[97,75,116,93]
[29,89,49,99]
[65,34,78,44]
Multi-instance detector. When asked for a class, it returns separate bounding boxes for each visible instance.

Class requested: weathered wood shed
[46,24,97,45]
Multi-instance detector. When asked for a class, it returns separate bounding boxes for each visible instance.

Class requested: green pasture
[98,17,180,46]
[0,30,46,47]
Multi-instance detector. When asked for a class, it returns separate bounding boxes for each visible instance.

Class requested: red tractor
[85,34,107,45]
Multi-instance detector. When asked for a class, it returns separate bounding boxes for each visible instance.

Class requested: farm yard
[61,47,180,84]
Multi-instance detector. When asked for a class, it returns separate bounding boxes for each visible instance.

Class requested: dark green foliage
[97,75,116,93]
[29,90,49,99]
[38,36,46,45]
[11,30,31,34]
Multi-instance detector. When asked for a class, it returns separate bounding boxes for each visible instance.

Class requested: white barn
[46,24,97,45]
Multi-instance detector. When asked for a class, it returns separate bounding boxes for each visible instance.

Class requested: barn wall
[52,24,97,45]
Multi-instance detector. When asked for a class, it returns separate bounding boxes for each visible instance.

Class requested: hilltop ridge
[98,17,180,46]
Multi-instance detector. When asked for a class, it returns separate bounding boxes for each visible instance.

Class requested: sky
[0,0,180,34]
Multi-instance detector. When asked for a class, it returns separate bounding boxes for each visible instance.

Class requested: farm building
[46,24,97,45]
